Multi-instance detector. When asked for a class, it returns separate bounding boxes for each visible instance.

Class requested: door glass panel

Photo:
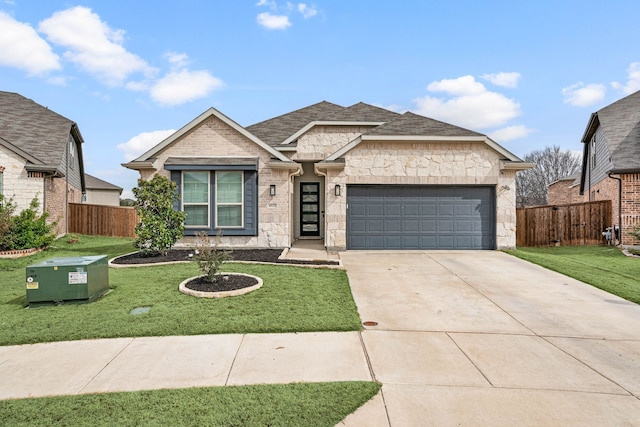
[302,184,317,192]
[302,204,318,212]
[303,194,318,203]
[303,224,318,231]
[303,214,318,222]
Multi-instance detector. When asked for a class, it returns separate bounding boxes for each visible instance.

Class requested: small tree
[0,195,56,251]
[132,175,186,256]
[193,231,230,283]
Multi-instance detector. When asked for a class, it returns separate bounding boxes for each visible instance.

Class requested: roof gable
[582,90,640,172]
[0,91,80,170]
[246,101,344,146]
[128,107,290,164]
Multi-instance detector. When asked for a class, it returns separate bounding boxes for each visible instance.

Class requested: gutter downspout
[608,172,622,246]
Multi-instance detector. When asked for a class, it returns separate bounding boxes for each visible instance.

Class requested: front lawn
[505,246,640,304]
[0,382,381,426]
[0,236,362,346]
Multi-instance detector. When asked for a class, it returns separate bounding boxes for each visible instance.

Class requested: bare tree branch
[516,145,581,207]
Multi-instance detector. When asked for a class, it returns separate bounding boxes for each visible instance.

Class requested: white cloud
[481,72,521,88]
[489,125,533,142]
[0,11,60,75]
[150,69,224,105]
[38,6,156,86]
[562,82,606,107]
[298,3,318,18]
[165,51,189,68]
[117,129,176,161]
[414,75,521,129]
[611,62,640,95]
[257,12,291,29]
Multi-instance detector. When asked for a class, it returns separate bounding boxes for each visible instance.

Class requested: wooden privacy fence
[68,203,139,238]
[516,200,611,247]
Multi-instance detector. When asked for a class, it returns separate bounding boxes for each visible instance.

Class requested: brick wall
[621,173,640,245]
[548,180,582,205]
[45,176,82,236]
[588,173,640,246]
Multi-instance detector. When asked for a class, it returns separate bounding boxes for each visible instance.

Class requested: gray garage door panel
[346,185,495,250]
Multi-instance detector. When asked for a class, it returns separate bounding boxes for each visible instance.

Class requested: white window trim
[215,171,244,229]
[182,171,210,228]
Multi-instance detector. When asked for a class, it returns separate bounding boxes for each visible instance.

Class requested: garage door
[346,185,495,250]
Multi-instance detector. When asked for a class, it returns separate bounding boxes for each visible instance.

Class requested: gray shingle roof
[0,91,79,171]
[364,111,484,137]
[588,90,640,172]
[246,101,344,146]
[85,173,122,192]
[321,102,400,122]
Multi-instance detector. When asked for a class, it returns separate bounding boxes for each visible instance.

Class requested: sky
[1,1,640,199]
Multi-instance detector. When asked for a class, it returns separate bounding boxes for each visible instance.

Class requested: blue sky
[2,1,639,198]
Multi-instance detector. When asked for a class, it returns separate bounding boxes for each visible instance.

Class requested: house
[83,173,122,206]
[0,91,85,235]
[547,172,582,205]
[123,101,533,250]
[579,90,640,246]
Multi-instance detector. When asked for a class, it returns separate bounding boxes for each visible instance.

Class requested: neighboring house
[579,90,640,246]
[0,91,85,235]
[84,173,122,206]
[547,172,582,205]
[123,101,533,250]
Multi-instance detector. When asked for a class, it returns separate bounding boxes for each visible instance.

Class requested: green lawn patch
[0,382,381,426]
[505,246,640,304]
[0,236,362,346]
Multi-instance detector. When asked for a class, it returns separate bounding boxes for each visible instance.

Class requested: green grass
[0,235,362,346]
[505,246,640,304]
[0,382,381,426]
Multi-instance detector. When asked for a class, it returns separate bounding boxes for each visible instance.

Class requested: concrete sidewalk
[0,332,370,400]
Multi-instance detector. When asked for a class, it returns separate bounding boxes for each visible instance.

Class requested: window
[183,171,209,227]
[68,139,75,170]
[590,137,596,169]
[216,171,243,227]
[0,170,3,196]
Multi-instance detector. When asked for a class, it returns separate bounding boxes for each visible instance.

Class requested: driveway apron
[340,250,640,426]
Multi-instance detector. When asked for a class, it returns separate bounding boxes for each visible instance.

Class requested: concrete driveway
[340,251,640,426]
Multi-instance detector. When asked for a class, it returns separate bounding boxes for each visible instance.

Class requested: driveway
[340,251,640,426]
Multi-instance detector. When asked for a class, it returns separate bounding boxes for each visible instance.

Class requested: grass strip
[0,382,381,427]
[505,246,640,304]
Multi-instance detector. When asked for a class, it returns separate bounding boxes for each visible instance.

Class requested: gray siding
[584,126,613,191]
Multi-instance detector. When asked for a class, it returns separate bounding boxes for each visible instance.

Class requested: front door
[300,182,320,236]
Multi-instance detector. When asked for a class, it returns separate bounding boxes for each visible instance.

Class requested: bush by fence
[68,203,139,238]
[516,200,611,247]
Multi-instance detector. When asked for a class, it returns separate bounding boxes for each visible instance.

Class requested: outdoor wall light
[335,184,341,196]
[270,184,276,196]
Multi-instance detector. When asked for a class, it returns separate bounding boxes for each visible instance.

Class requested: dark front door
[300,182,320,236]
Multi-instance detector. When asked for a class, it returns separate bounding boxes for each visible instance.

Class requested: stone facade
[319,141,516,250]
[0,145,44,212]
[142,116,291,249]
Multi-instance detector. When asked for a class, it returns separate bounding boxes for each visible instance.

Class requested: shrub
[0,195,56,251]
[193,231,230,283]
[132,175,186,256]
[630,224,640,242]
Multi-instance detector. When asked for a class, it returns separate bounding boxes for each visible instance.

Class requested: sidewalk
[0,332,371,400]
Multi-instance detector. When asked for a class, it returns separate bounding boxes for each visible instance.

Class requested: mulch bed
[184,274,258,292]
[112,249,338,265]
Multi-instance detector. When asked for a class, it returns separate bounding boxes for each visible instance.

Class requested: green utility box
[26,256,109,307]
